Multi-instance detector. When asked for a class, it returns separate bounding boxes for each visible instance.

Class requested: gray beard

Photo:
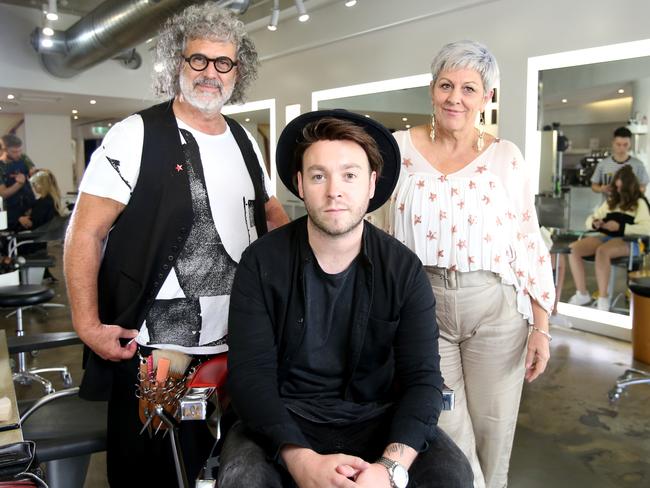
[180,75,233,115]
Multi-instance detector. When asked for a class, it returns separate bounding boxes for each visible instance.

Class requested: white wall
[245,0,650,154]
[23,114,73,194]
[4,0,650,196]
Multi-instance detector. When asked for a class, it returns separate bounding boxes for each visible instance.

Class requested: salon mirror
[526,39,650,335]
[222,99,276,188]
[313,75,500,226]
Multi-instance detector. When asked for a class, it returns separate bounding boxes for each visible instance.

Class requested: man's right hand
[282,446,369,488]
[13,172,26,185]
[77,322,138,361]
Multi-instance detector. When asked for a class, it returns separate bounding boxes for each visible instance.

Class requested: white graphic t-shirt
[80,114,273,354]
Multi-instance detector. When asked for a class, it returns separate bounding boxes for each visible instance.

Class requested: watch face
[392,464,409,488]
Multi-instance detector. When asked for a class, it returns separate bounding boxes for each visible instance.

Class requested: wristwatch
[376,456,409,488]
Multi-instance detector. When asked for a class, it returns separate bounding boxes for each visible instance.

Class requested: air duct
[30,0,251,78]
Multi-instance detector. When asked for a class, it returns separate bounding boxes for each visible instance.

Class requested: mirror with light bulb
[527,39,650,332]
[313,75,500,227]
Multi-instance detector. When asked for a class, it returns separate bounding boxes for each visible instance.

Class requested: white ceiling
[0,0,336,129]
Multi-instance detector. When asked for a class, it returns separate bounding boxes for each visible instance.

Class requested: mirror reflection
[536,57,650,317]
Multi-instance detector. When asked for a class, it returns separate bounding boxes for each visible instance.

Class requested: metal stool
[0,284,71,393]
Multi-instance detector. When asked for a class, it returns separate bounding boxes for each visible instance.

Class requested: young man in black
[220,110,472,488]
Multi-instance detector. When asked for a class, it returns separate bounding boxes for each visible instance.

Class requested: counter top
[0,330,23,445]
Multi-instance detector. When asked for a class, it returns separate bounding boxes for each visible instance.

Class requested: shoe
[568,291,592,306]
[597,296,610,311]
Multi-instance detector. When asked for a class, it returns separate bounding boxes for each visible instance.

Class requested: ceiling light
[618,88,625,94]
[295,0,309,22]
[561,98,568,103]
[268,0,280,31]
[405,124,411,129]
[364,114,370,118]
[401,117,408,122]
[7,94,15,100]
[0,107,2,111]
[89,99,97,105]
[41,38,53,48]
[146,38,154,44]
[345,0,357,6]
[245,118,251,122]
[42,26,54,36]
[154,62,164,73]
[46,0,58,21]
[108,123,112,127]
[72,109,78,114]
[73,115,78,120]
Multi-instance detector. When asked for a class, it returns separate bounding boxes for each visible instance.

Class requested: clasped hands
[592,219,620,232]
[282,446,391,488]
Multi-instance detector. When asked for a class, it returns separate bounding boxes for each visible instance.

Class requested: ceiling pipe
[30,0,250,78]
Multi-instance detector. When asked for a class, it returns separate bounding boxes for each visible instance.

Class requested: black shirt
[283,254,389,424]
[228,217,443,458]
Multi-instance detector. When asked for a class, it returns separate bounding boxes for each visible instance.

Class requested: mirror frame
[311,73,432,111]
[222,98,277,191]
[525,39,650,337]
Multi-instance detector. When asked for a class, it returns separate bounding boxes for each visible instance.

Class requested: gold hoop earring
[477,111,485,152]
[430,111,436,143]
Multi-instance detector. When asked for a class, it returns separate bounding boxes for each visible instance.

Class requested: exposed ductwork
[30,0,251,78]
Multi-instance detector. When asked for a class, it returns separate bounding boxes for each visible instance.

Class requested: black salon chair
[0,284,71,393]
[20,387,107,488]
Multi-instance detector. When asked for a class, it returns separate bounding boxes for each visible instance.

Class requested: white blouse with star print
[387,130,555,323]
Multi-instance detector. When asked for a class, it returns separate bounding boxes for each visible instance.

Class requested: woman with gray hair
[387,40,554,487]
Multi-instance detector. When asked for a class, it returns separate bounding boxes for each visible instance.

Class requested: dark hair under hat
[276,109,400,213]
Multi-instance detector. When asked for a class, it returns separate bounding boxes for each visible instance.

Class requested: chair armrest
[20,387,80,424]
[8,332,82,354]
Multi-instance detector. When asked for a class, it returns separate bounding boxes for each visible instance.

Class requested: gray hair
[1,133,22,148]
[152,2,259,105]
[430,40,499,93]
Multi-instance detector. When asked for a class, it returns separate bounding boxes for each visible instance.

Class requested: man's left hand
[351,463,391,488]
[525,329,550,382]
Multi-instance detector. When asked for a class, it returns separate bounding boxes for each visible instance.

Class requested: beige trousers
[426,267,528,488]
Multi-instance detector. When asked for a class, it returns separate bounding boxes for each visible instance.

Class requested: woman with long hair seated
[17,170,64,232]
[568,165,650,310]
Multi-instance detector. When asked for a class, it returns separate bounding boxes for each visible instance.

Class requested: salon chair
[19,387,107,488]
[157,355,455,488]
[10,214,70,287]
[0,284,72,393]
[579,234,648,312]
[608,275,650,402]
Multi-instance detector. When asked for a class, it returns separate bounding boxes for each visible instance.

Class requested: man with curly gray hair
[64,3,289,486]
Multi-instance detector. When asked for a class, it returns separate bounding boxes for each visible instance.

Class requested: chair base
[13,366,73,394]
[44,454,91,488]
[608,367,650,402]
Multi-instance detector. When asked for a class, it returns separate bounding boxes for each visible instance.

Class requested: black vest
[80,100,267,399]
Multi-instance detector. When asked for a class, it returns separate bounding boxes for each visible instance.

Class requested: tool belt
[135,349,197,434]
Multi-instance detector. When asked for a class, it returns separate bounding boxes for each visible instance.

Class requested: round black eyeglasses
[183,54,238,73]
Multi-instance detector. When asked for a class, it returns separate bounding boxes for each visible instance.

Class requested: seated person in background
[591,127,648,195]
[569,165,650,310]
[219,110,473,488]
[17,170,63,231]
[16,170,63,274]
[0,134,36,229]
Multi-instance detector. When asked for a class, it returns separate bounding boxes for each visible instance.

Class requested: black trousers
[105,356,215,487]
[217,413,473,488]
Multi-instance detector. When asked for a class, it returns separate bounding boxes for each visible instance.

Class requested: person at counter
[569,165,650,310]
[591,127,648,195]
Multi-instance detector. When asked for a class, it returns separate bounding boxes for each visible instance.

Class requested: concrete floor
[1,242,649,487]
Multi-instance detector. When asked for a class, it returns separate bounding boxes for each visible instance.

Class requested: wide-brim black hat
[276,109,400,213]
